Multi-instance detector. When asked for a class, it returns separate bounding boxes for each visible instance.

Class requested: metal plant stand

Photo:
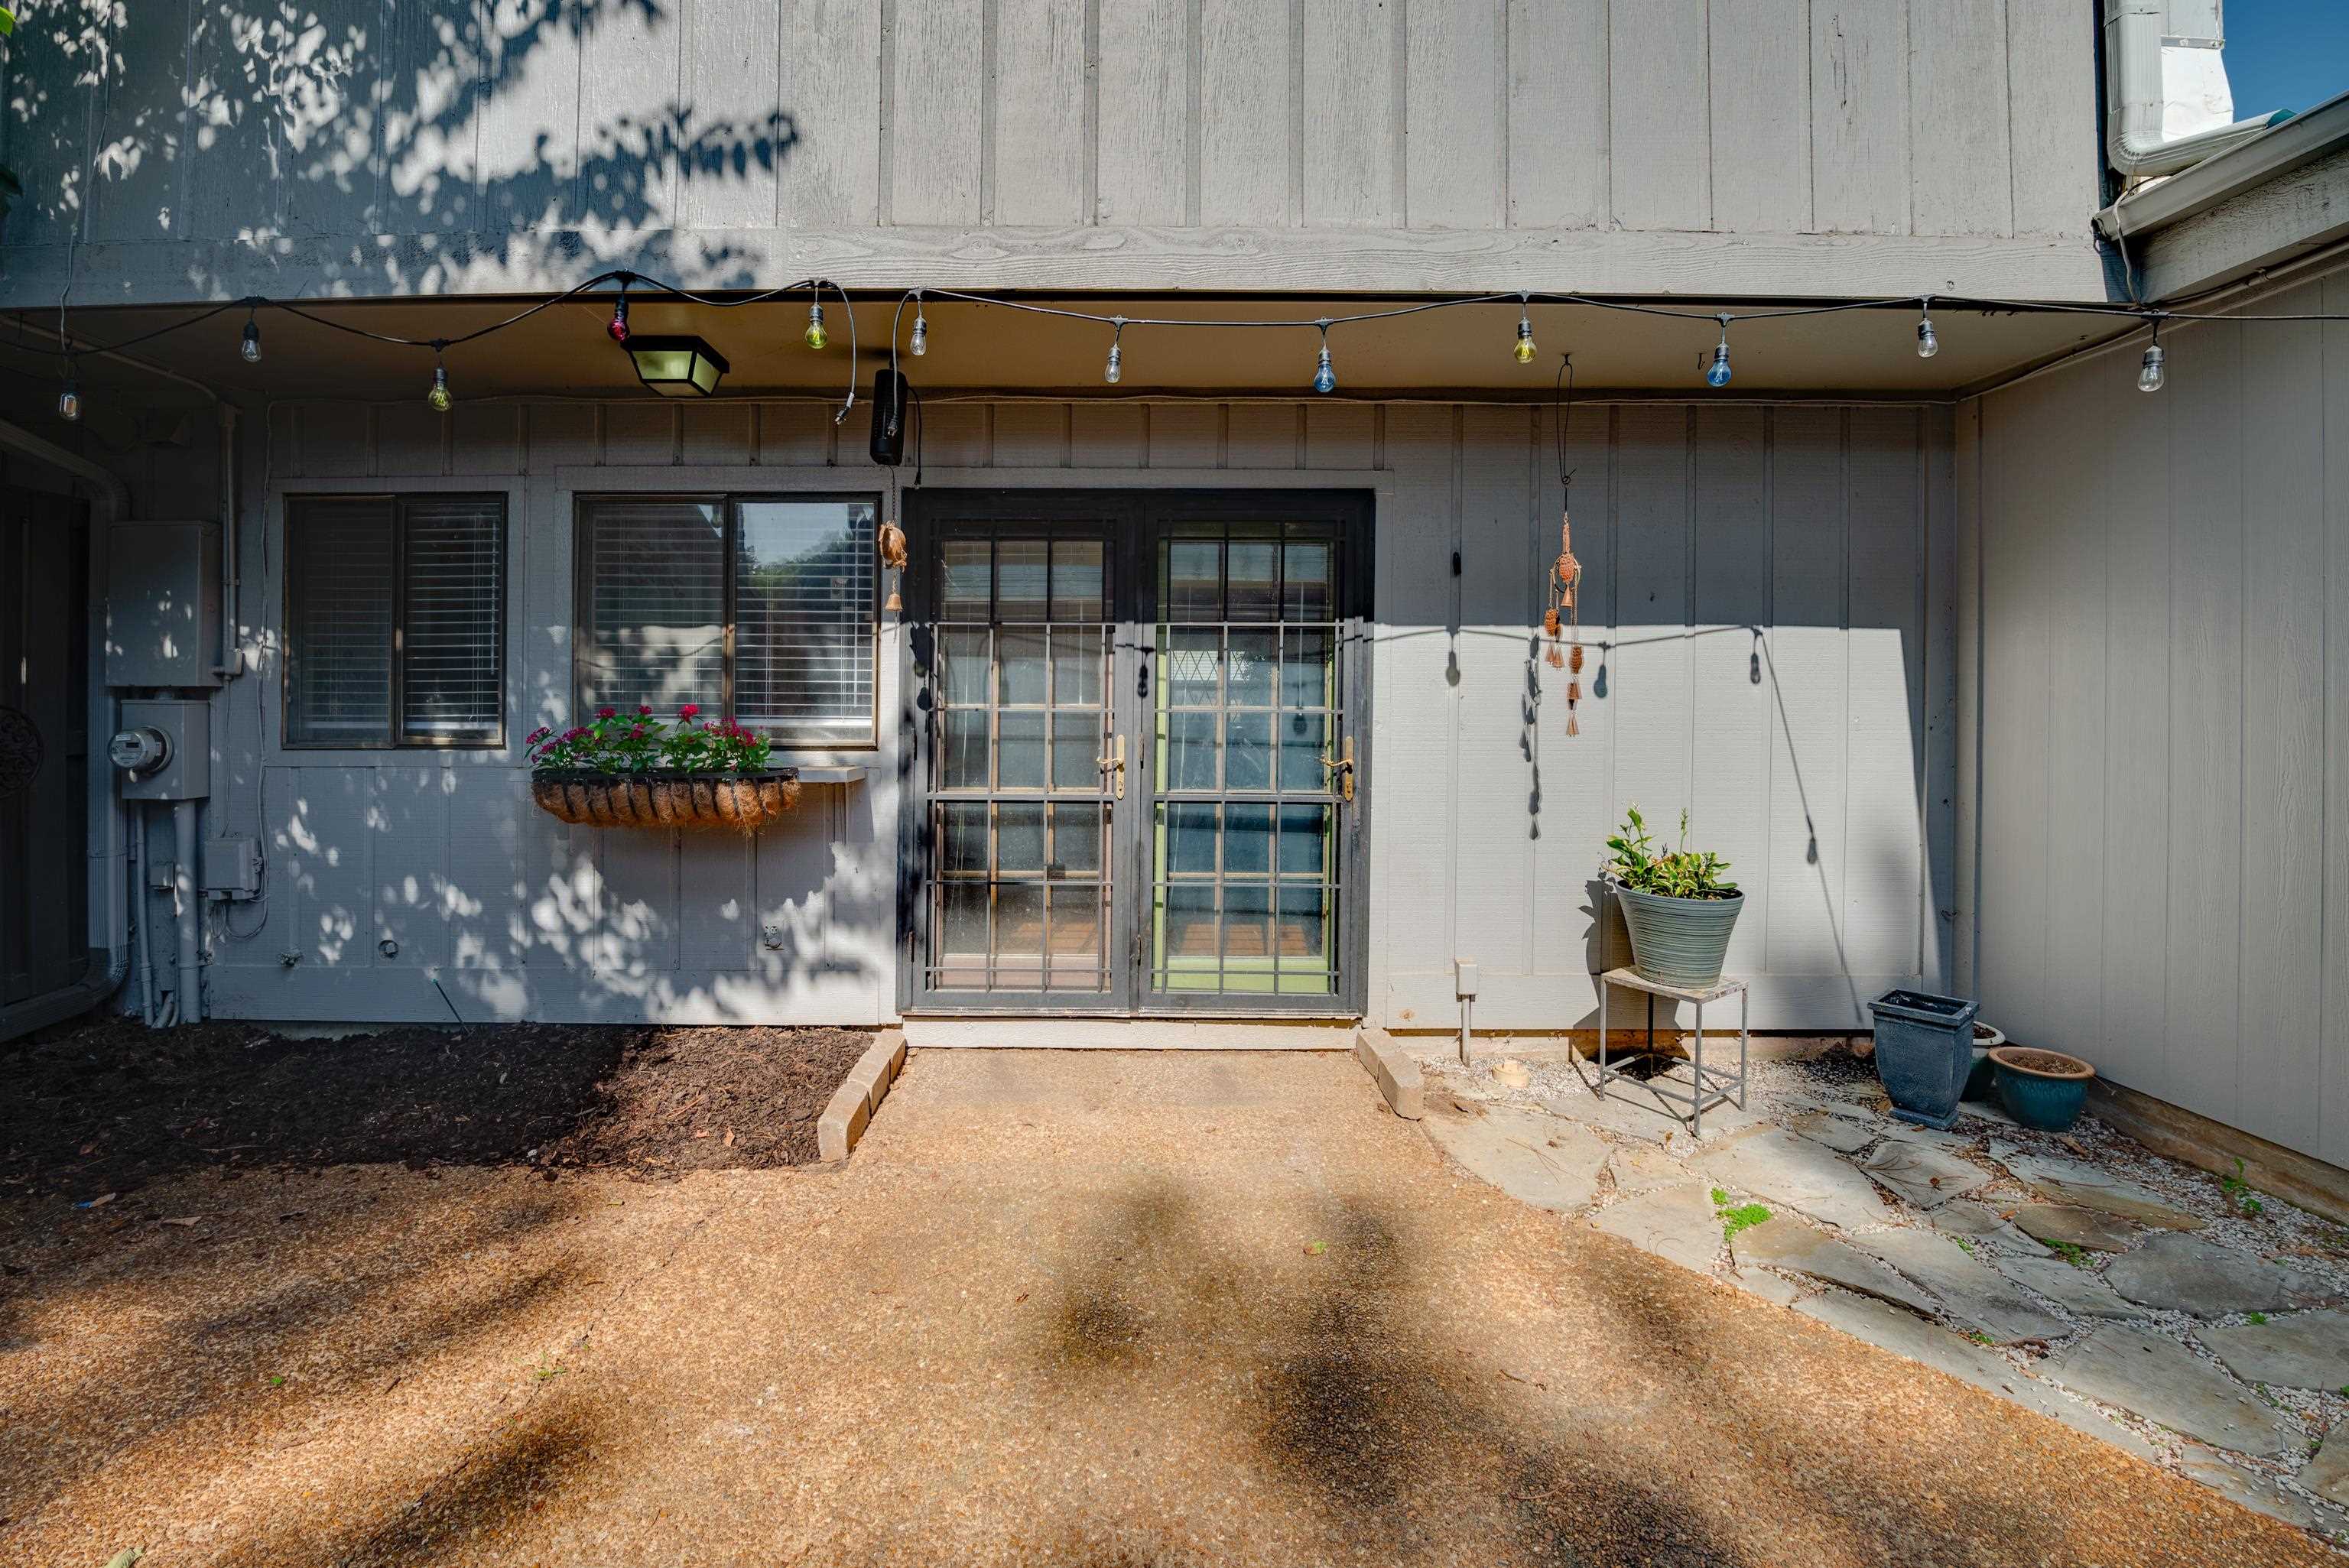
[1595,967,1750,1138]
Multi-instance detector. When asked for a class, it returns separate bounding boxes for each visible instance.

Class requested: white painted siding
[193,393,1954,1030]
[1964,261,2349,1164]
[0,0,2106,304]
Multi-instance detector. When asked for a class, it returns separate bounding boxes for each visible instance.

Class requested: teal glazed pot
[1990,1046,2094,1132]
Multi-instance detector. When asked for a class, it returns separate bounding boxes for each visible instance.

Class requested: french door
[902,491,1372,1016]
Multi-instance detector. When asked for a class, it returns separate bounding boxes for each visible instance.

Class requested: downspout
[2104,0,2288,183]
[0,417,132,1041]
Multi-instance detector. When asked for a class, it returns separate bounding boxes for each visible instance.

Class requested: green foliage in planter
[1604,805,1739,901]
[527,703,773,774]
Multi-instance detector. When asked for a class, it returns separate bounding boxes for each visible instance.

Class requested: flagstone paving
[1419,1043,2349,1548]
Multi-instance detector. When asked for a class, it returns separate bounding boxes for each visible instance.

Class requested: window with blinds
[577,495,878,746]
[284,494,505,747]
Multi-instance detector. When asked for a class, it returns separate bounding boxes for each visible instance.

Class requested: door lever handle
[1097,732,1126,800]
[1317,735,1356,803]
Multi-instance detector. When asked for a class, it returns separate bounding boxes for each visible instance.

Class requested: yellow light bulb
[804,303,829,351]
[1513,335,1537,365]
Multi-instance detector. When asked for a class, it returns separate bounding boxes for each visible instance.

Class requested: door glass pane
[1051,626,1104,706]
[1163,710,1218,790]
[1227,539,1278,622]
[1223,712,1272,790]
[997,803,1045,873]
[1051,710,1101,790]
[1164,540,1220,619]
[1047,887,1103,985]
[1050,803,1101,874]
[998,628,1048,705]
[997,710,1048,789]
[941,541,991,618]
[1278,712,1329,791]
[1284,542,1333,620]
[943,710,988,789]
[996,884,1046,959]
[1051,541,1106,619]
[941,802,989,875]
[1163,628,1220,704]
[1227,629,1276,706]
[942,628,990,706]
[998,541,1049,621]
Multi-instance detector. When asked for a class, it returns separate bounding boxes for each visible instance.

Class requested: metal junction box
[106,521,221,687]
[113,698,210,800]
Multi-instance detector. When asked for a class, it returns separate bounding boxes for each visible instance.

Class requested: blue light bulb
[1312,343,1337,394]
[1705,343,1733,388]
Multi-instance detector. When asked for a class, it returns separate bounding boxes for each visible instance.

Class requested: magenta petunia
[596,706,617,719]
[679,703,701,720]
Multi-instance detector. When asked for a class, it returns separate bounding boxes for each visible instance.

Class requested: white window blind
[577,495,877,746]
[735,500,876,744]
[580,499,726,717]
[285,495,506,748]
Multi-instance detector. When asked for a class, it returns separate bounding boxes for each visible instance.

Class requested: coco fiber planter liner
[531,768,801,832]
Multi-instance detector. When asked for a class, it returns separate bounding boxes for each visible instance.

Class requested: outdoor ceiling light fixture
[625,335,732,398]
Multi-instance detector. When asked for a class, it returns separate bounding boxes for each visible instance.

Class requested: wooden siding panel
[1708,0,1811,235]
[2006,0,2098,238]
[1148,404,1223,469]
[573,0,682,229]
[1844,408,1927,985]
[1198,0,1291,226]
[1069,404,1150,468]
[2036,389,2107,1055]
[780,0,883,228]
[679,0,782,229]
[602,405,677,466]
[992,404,1069,469]
[1453,407,1536,980]
[1975,384,2051,1038]
[1406,0,1503,230]
[1304,405,1376,471]
[992,0,1089,226]
[374,767,454,971]
[1811,2,1910,235]
[1691,407,1775,981]
[757,404,840,466]
[479,0,581,232]
[2097,357,2172,1100]
[2327,277,2349,1167]
[2162,319,2244,1133]
[2237,294,2328,1154]
[1097,0,1191,226]
[1609,2,1710,232]
[1610,407,1694,849]
[1301,0,1395,226]
[596,827,680,972]
[1224,405,1301,470]
[1505,0,1608,230]
[679,404,752,467]
[1909,0,2013,237]
[891,0,986,226]
[1766,407,1850,987]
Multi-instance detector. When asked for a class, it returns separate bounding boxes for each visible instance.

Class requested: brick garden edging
[817,1029,908,1162]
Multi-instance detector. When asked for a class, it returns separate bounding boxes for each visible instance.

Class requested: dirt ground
[0,1017,870,1213]
[0,1047,2334,1567]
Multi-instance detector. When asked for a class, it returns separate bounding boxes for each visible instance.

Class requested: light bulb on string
[908,303,928,357]
[1312,325,1337,394]
[57,366,80,423]
[1704,316,1733,389]
[1103,320,1124,385]
[804,297,828,351]
[241,307,262,364]
[427,354,453,413]
[1915,299,1938,359]
[2138,330,2166,394]
[1513,306,1537,365]
[607,286,630,344]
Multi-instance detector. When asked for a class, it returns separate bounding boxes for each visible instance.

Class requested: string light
[1704,316,1733,388]
[427,349,452,412]
[1915,298,1938,359]
[1513,297,1537,365]
[607,279,631,343]
[2138,323,2166,393]
[57,363,80,422]
[1103,319,1124,385]
[908,301,928,357]
[1312,324,1337,394]
[804,295,828,351]
[240,307,262,363]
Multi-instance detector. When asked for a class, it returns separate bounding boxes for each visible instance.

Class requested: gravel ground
[0,1048,2332,1566]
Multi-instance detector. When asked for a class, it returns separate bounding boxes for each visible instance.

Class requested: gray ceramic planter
[1611,884,1744,989]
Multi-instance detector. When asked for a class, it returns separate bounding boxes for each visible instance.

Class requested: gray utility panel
[106,521,220,688]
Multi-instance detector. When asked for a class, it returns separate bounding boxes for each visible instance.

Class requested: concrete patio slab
[2013,1203,2144,1253]
[1734,1215,1938,1317]
[1698,1127,1892,1231]
[1858,1139,1992,1209]
[1587,1182,1724,1273]
[2202,1309,2349,1391]
[1994,1253,2149,1320]
[1850,1228,2068,1345]
[2105,1233,2344,1319]
[1419,1100,1609,1213]
[2048,1327,2302,1457]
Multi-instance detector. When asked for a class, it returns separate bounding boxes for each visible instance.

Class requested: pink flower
[596,706,617,720]
[526,726,551,744]
[638,703,653,716]
[629,726,645,740]
[679,703,701,720]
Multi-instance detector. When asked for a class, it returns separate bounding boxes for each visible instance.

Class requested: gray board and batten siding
[1959,260,2349,1170]
[200,396,1955,1032]
[0,0,2103,304]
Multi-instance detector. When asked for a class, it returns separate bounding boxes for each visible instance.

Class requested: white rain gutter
[2103,0,2289,183]
[0,418,132,1042]
[2096,89,2349,245]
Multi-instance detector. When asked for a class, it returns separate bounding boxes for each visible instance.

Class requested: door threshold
[901,1016,1363,1050]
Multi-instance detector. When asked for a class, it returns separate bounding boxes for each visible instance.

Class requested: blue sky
[2225,1,2349,116]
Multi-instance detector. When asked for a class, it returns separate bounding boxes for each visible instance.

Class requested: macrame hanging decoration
[1545,502,1585,735]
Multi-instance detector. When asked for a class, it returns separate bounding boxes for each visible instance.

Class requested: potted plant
[1989,1046,2095,1132]
[1601,806,1743,989]
[528,703,800,833]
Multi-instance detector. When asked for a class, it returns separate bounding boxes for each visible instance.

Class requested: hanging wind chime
[1543,356,1587,735]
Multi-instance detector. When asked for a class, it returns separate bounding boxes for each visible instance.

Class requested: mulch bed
[0,1015,873,1206]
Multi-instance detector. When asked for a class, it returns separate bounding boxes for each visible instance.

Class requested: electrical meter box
[113,699,210,800]
[106,521,221,688]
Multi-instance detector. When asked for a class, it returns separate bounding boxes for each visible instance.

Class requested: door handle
[1097,732,1126,800]
[1319,735,1355,803]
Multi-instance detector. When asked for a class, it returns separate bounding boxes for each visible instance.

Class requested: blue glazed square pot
[1870,989,1978,1130]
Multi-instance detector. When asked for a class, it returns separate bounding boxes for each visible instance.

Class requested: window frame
[279,489,511,752]
[571,491,883,750]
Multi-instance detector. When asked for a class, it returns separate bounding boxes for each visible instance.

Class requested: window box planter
[529,768,801,833]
